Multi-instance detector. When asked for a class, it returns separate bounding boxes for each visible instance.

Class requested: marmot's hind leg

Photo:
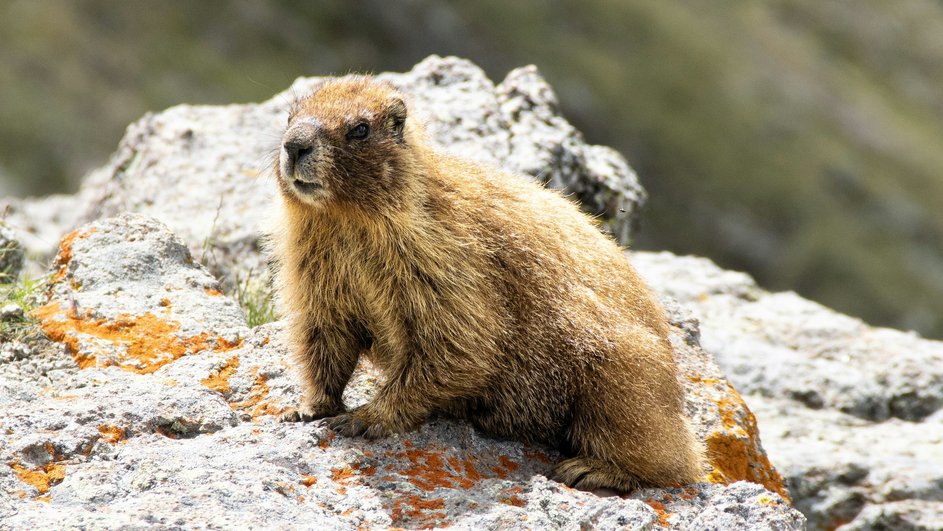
[552,456,643,492]
[555,327,704,493]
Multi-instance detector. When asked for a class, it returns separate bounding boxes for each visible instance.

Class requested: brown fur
[270,77,704,491]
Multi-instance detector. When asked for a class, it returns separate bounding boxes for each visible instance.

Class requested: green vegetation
[2,0,942,337]
[0,273,44,343]
[234,270,277,328]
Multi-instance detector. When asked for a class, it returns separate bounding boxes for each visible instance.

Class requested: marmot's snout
[280,119,325,196]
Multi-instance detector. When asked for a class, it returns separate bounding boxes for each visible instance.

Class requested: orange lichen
[499,486,526,507]
[645,499,671,527]
[98,425,127,444]
[318,432,337,449]
[394,447,483,491]
[31,302,242,374]
[331,465,357,483]
[523,449,551,464]
[8,462,66,495]
[327,443,525,527]
[228,369,286,418]
[688,375,720,386]
[390,495,447,528]
[202,356,241,394]
[49,228,96,286]
[43,442,65,462]
[462,458,484,483]
[705,383,790,502]
[204,288,223,296]
[500,456,520,472]
[300,475,318,487]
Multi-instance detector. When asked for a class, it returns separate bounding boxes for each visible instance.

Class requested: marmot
[272,77,703,492]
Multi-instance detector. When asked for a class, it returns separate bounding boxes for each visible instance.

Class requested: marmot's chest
[305,242,416,312]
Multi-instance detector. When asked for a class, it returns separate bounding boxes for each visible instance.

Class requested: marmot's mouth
[293,179,324,195]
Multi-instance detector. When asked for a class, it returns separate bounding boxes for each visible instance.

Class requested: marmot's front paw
[280,403,343,423]
[323,409,400,440]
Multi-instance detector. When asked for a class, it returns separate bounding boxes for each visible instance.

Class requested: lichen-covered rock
[666,302,790,502]
[0,216,804,529]
[32,213,248,374]
[0,56,645,286]
[634,250,943,530]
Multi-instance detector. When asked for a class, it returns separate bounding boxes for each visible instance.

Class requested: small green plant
[233,269,277,328]
[0,274,45,342]
[200,196,225,268]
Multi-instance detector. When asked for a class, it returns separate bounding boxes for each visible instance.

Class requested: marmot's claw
[551,456,641,493]
[280,405,340,423]
[323,411,393,439]
[324,412,366,436]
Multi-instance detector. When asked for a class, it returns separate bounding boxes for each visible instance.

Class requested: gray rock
[841,500,943,531]
[0,304,23,322]
[1,214,803,529]
[633,251,943,422]
[634,250,943,530]
[0,55,646,287]
[746,394,943,531]
[0,194,89,277]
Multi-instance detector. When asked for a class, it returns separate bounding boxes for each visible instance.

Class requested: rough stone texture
[32,213,248,375]
[24,53,943,528]
[634,250,943,530]
[0,215,803,529]
[0,194,90,277]
[0,55,644,285]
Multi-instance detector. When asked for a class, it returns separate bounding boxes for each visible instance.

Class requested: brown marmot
[271,77,703,492]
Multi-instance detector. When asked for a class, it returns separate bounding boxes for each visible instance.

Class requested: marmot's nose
[282,120,319,168]
[283,140,313,168]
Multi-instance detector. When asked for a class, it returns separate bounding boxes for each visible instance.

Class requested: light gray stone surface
[635,250,943,530]
[0,56,645,286]
[0,215,802,529]
[14,54,942,528]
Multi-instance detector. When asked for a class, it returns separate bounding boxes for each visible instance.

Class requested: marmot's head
[277,77,415,211]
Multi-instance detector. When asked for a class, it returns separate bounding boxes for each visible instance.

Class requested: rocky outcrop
[1,214,803,529]
[635,251,943,530]
[0,56,644,284]
[14,55,940,529]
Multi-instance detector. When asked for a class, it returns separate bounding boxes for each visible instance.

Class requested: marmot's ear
[388,97,407,142]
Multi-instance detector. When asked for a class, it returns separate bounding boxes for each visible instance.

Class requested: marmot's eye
[347,123,369,140]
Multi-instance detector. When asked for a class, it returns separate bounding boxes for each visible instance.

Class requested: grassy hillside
[2,0,942,336]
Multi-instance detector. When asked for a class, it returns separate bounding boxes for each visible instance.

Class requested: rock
[0,215,803,529]
[0,195,90,277]
[841,500,943,531]
[0,222,23,280]
[0,304,23,322]
[633,251,943,422]
[31,213,248,374]
[634,250,943,529]
[0,55,645,286]
[748,395,943,530]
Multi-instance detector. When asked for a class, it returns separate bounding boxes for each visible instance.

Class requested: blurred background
[2,0,942,338]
